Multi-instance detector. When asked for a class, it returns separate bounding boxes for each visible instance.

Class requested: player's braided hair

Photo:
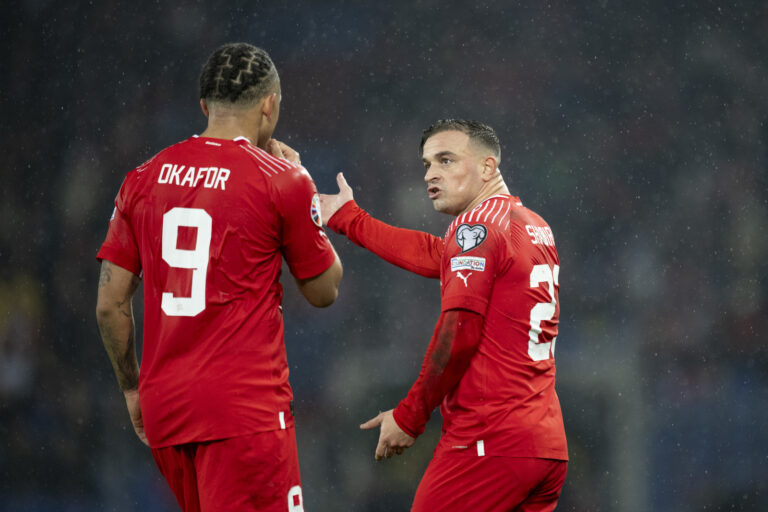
[420,119,501,161]
[199,43,278,107]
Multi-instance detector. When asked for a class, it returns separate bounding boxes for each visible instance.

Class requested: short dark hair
[420,119,501,161]
[199,43,278,107]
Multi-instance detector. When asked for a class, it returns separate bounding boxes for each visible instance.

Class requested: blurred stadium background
[1,1,766,510]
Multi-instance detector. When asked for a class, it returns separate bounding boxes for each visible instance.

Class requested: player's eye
[441,157,452,165]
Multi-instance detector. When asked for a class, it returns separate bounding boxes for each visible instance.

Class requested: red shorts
[151,428,304,512]
[412,454,567,512]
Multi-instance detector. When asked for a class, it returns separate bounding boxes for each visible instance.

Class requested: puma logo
[456,271,472,287]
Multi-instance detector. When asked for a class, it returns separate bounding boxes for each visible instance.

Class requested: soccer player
[95,43,342,512]
[318,120,568,511]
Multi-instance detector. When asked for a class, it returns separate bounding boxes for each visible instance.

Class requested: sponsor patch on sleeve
[310,193,322,227]
[450,256,486,272]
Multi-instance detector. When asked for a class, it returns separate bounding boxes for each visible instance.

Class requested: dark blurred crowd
[1,1,766,511]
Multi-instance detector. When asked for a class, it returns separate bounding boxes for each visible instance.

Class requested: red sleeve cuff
[326,200,360,234]
[392,403,423,439]
[441,295,488,315]
[96,246,142,276]
[287,245,336,280]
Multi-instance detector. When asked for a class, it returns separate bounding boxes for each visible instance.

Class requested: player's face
[422,130,486,216]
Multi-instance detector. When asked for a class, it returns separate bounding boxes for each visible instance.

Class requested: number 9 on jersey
[161,207,212,317]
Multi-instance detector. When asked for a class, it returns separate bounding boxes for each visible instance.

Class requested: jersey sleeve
[392,308,484,438]
[327,200,442,278]
[275,167,336,280]
[96,179,142,275]
[441,222,504,315]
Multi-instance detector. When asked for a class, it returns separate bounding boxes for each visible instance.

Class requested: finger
[360,414,383,430]
[135,427,149,446]
[278,141,296,156]
[337,172,351,192]
[268,140,284,158]
[375,440,388,461]
[394,447,404,455]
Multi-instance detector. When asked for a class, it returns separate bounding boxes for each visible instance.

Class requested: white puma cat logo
[456,271,472,287]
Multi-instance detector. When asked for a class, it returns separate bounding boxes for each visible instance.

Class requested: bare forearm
[97,308,139,390]
[96,260,140,391]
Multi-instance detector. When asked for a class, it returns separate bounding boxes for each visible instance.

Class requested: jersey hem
[148,422,297,449]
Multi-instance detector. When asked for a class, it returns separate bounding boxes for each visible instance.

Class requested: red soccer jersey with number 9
[97,136,336,448]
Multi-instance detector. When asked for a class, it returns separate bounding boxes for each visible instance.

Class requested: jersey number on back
[161,207,212,317]
[528,264,560,361]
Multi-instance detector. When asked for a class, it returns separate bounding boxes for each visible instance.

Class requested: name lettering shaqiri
[525,225,555,246]
[157,163,230,190]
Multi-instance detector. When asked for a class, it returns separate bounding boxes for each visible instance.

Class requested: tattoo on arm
[97,261,141,391]
[98,262,112,288]
[101,321,140,391]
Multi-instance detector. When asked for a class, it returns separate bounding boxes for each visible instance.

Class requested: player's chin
[431,199,455,215]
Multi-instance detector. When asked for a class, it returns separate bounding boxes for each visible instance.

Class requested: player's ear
[262,92,277,121]
[200,98,210,118]
[481,156,499,181]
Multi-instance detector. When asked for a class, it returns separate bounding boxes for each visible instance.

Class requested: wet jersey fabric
[97,136,336,448]
[433,195,566,460]
[329,196,567,460]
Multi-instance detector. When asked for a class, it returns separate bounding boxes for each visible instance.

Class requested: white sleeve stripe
[279,411,286,430]
[240,146,281,175]
[493,202,510,226]
[469,200,489,223]
[249,143,293,170]
[482,199,500,223]
[480,200,495,222]
[489,200,501,224]
[242,146,281,174]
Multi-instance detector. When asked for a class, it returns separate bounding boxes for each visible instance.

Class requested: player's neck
[200,111,266,149]
[200,124,259,147]
[459,176,510,216]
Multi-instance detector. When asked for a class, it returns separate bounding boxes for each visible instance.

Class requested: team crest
[455,224,487,253]
[310,194,322,227]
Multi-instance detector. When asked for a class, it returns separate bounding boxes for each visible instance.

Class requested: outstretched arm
[96,260,148,446]
[360,308,484,459]
[320,173,443,279]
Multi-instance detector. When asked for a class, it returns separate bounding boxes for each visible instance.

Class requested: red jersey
[435,195,566,460]
[329,195,567,460]
[97,136,336,448]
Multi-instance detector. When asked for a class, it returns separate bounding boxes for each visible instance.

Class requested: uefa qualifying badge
[310,194,322,227]
[456,224,487,253]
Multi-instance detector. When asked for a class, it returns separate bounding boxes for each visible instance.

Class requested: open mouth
[427,187,440,199]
